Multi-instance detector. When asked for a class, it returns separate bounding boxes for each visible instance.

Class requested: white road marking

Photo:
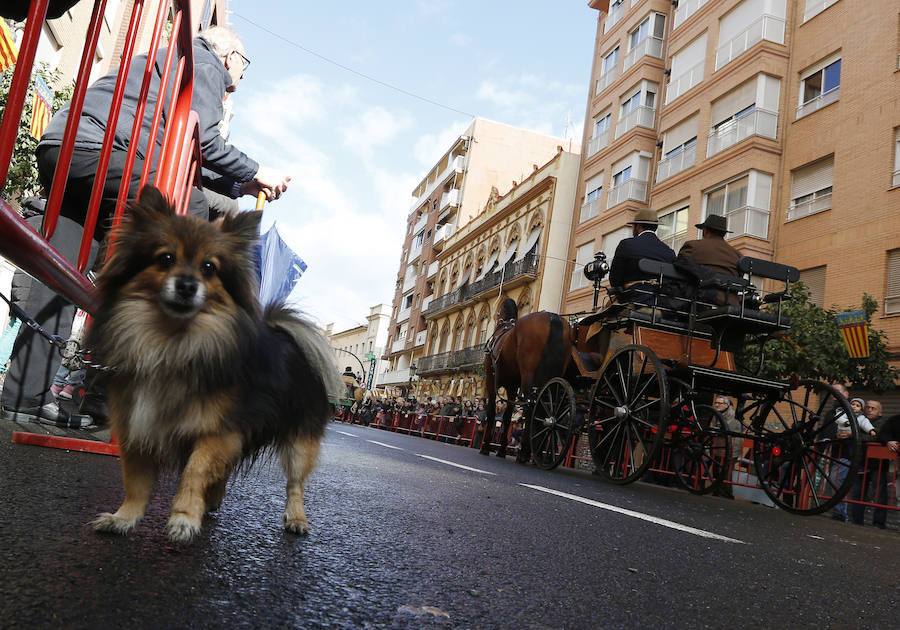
[368,440,404,451]
[520,484,746,544]
[334,430,357,437]
[416,454,496,475]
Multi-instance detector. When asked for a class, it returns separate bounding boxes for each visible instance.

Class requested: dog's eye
[157,253,176,268]
[201,261,217,277]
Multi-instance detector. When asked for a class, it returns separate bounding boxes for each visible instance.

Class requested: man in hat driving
[608,208,676,305]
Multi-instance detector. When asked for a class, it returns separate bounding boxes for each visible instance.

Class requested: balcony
[432,223,455,251]
[715,14,785,71]
[665,61,704,104]
[421,294,433,312]
[803,0,839,22]
[596,68,618,95]
[673,0,708,29]
[604,2,625,32]
[587,130,609,157]
[390,337,407,353]
[655,144,696,183]
[615,105,655,139]
[423,287,463,318]
[453,345,485,369]
[377,366,413,385]
[402,274,416,293]
[408,243,422,263]
[786,192,832,222]
[412,213,427,235]
[413,155,466,215]
[415,330,427,347]
[426,260,439,278]
[623,36,663,72]
[720,206,769,240]
[707,108,777,157]
[397,306,411,323]
[440,188,460,212]
[580,198,602,223]
[417,351,453,375]
[606,178,648,209]
[796,87,839,119]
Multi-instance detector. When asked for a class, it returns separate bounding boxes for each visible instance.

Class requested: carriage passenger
[608,209,675,305]
[676,215,741,306]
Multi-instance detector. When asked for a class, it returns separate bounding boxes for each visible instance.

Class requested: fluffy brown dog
[88,186,340,543]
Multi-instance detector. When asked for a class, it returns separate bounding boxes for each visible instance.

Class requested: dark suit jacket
[609,231,676,288]
[676,237,740,276]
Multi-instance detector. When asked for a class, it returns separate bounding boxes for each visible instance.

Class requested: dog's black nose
[174,275,199,300]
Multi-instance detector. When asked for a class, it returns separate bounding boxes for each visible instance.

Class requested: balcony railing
[580,198,602,223]
[715,14,785,71]
[432,223,455,250]
[615,105,655,139]
[390,337,407,353]
[453,345,485,368]
[426,260,439,278]
[786,192,832,222]
[665,61,704,104]
[623,36,664,72]
[408,244,422,263]
[440,188,460,211]
[421,294,433,312]
[717,205,769,240]
[673,0,708,29]
[596,67,618,94]
[415,330,427,347]
[413,155,465,214]
[796,86,839,119]
[655,144,696,183]
[412,213,427,235]
[803,0,839,22]
[402,274,416,292]
[416,351,453,375]
[397,306,411,323]
[587,130,609,157]
[423,287,463,317]
[707,108,777,157]
[377,366,413,384]
[606,178,648,209]
[604,2,625,32]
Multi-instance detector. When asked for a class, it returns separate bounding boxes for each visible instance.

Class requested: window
[886,250,900,315]
[602,226,632,260]
[413,230,425,248]
[403,293,414,309]
[705,172,773,240]
[658,207,689,251]
[612,165,632,188]
[788,157,833,221]
[894,127,900,187]
[798,57,841,118]
[581,173,603,223]
[616,81,657,138]
[603,46,619,75]
[715,0,786,70]
[588,111,611,156]
[707,176,748,218]
[571,241,596,290]
[666,34,707,103]
[607,153,651,208]
[594,112,611,137]
[799,266,826,308]
[708,75,779,155]
[803,0,839,23]
[624,13,666,70]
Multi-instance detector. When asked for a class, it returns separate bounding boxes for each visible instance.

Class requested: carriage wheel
[671,404,731,495]
[748,380,860,515]
[529,377,577,471]
[587,344,669,484]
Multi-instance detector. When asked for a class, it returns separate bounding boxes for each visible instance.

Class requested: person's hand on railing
[239,166,291,201]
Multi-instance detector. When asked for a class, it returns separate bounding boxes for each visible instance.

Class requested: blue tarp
[256,224,307,306]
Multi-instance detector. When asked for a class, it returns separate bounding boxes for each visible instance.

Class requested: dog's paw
[283,513,310,536]
[166,514,201,543]
[92,512,137,535]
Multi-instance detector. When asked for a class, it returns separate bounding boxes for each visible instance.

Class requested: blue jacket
[609,230,675,288]
[38,38,258,190]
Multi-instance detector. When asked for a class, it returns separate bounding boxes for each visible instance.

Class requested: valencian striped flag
[835,310,869,359]
[30,74,53,139]
[0,19,18,73]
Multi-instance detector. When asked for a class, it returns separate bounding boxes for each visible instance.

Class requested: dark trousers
[850,461,889,527]
[1,146,208,409]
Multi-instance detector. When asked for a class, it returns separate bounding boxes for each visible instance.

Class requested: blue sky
[225,1,598,332]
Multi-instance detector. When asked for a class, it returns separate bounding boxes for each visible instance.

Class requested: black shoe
[1,401,92,428]
[78,390,108,426]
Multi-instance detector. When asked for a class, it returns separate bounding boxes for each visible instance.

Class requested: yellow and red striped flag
[835,310,870,359]
[0,19,18,73]
[30,74,53,139]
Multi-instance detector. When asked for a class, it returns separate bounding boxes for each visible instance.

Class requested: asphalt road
[0,418,897,629]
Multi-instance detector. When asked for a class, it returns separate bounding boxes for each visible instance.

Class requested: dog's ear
[219,210,262,247]
[126,186,175,226]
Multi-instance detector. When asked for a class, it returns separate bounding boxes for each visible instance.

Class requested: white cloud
[340,106,414,160]
[412,119,471,167]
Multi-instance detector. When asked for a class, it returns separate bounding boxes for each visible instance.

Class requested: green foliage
[0,62,73,202]
[739,284,898,392]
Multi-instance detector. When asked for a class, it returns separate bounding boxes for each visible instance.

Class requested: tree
[740,284,898,392]
[0,61,73,203]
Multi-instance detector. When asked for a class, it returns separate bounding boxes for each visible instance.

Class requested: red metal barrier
[3,1,200,456]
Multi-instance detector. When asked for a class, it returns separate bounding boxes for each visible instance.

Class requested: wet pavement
[1,418,898,629]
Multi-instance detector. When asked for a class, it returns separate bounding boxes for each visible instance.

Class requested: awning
[474,250,500,282]
[454,268,471,290]
[515,227,541,262]
[499,239,518,268]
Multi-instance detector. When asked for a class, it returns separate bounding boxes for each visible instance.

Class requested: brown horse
[480,298,575,461]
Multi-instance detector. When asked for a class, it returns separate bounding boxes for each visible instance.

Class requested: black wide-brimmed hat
[695,214,732,233]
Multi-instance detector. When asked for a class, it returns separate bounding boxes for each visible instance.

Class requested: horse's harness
[484,318,516,366]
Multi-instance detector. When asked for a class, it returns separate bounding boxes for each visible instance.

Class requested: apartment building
[380,118,577,393]
[414,148,580,400]
[324,304,391,391]
[569,0,900,362]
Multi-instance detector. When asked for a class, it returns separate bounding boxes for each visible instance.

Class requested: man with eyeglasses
[849,400,890,529]
[2,25,291,427]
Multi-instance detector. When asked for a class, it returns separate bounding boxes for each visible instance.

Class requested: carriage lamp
[583,251,609,283]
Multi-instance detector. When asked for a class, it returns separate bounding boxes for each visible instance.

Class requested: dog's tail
[264,304,344,413]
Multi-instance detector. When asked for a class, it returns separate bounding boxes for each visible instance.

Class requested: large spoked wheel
[747,380,860,515]
[671,404,731,495]
[529,377,577,471]
[587,344,669,484]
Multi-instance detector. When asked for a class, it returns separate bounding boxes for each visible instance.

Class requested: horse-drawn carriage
[485,253,861,516]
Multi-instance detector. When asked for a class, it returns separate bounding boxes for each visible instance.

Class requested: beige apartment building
[380,118,578,393]
[414,148,580,400]
[569,0,900,364]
